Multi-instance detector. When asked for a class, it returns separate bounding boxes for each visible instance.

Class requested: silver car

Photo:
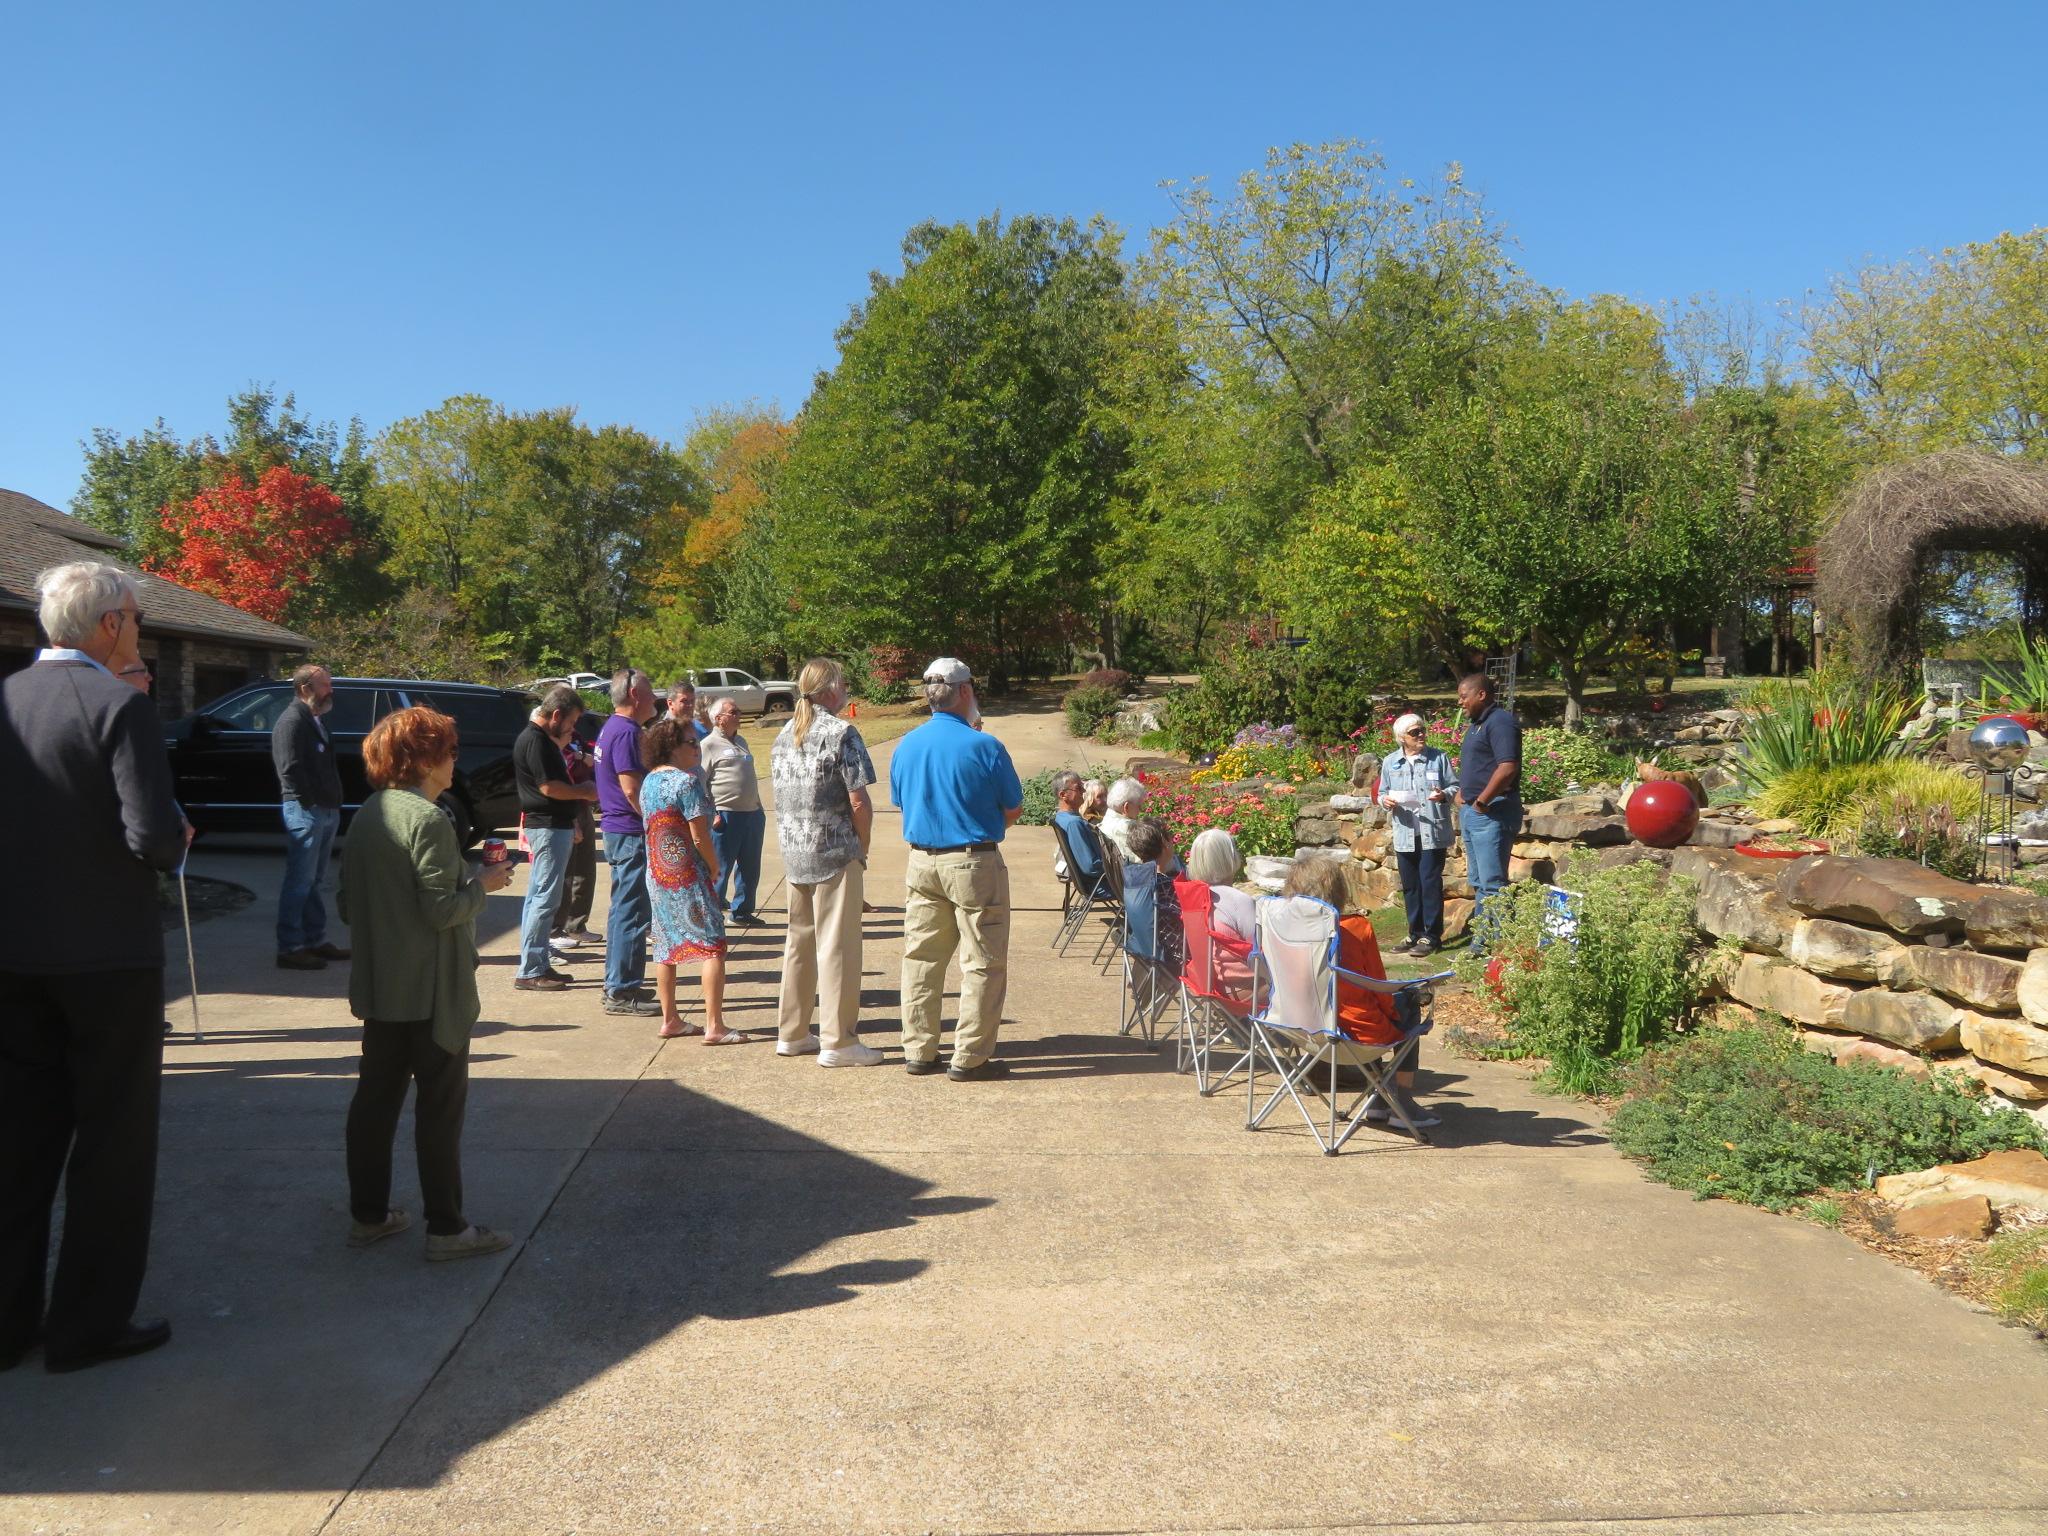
[683,667,797,715]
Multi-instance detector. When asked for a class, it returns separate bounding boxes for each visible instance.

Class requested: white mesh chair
[1247,894,1451,1154]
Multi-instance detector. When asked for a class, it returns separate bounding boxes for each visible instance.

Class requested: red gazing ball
[1625,780,1699,848]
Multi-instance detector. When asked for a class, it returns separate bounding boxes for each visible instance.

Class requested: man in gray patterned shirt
[769,657,884,1067]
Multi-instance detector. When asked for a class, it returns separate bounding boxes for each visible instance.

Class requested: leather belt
[910,841,998,854]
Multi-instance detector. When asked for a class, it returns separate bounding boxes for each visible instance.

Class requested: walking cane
[177,859,203,1043]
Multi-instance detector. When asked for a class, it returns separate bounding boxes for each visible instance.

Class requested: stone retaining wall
[1678,849,2048,1111]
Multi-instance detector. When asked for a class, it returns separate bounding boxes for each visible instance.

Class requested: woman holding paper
[1376,713,1454,957]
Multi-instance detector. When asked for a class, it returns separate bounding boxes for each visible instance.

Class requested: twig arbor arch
[1817,449,2048,673]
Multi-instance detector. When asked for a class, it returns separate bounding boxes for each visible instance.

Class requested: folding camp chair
[1089,850,1130,972]
[1247,894,1452,1155]
[1117,860,1185,1043]
[1050,815,1117,958]
[1173,878,1256,1095]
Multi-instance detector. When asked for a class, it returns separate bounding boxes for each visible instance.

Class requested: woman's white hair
[1187,827,1243,887]
[1106,776,1146,812]
[37,561,138,648]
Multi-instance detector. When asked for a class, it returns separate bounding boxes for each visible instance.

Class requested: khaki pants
[900,847,1009,1070]
[777,860,866,1051]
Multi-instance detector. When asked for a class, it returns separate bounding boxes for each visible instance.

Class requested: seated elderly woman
[1276,855,1439,1129]
[1186,827,1256,944]
[1080,778,1108,822]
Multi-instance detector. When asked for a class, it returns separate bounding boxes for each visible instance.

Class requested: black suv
[165,677,536,845]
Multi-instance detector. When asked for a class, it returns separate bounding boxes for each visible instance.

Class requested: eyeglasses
[118,664,152,680]
[107,605,144,629]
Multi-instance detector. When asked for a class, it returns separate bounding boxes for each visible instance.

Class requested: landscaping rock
[1674,847,1800,952]
[1524,813,1628,846]
[1784,919,1912,984]
[1893,1196,1996,1241]
[1947,1055,2048,1103]
[1592,843,1672,871]
[1909,946,2026,1012]
[1348,752,1381,791]
[1958,1012,2048,1077]
[1326,793,1372,812]
[1779,855,1977,937]
[1964,888,2048,954]
[1752,818,1801,836]
[1245,856,1293,893]
[1509,855,1555,884]
[1345,862,1401,909]
[1527,794,1618,818]
[1875,1149,2048,1215]
[1293,816,1342,846]
[1840,988,1962,1051]
[2021,950,2048,1026]
[1725,953,1858,1029]
[1803,1029,1929,1075]
[1684,819,1749,849]
[1441,897,1474,941]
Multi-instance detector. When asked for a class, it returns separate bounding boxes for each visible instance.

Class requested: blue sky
[3,2,2043,509]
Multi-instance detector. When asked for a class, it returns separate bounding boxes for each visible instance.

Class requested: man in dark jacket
[0,561,188,1373]
[271,663,348,971]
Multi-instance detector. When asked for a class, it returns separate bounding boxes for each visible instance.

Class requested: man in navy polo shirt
[889,657,1023,1081]
[1455,671,1522,950]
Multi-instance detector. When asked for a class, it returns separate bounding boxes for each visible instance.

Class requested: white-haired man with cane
[0,561,189,1373]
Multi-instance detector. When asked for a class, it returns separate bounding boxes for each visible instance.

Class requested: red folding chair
[1174,878,1256,1096]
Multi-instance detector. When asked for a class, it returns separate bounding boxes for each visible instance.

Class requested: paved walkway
[4,703,2047,1535]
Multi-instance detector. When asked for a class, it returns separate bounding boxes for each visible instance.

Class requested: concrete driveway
[3,702,2046,1535]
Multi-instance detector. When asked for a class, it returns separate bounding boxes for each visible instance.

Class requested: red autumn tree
[148,465,352,624]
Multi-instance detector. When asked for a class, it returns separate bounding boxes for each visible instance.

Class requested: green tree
[372,395,509,601]
[768,213,1132,678]
[1401,298,1772,726]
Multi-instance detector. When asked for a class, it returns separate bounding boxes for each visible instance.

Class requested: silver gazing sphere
[1968,716,2032,773]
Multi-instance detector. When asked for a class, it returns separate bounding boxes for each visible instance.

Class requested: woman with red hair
[337,706,517,1261]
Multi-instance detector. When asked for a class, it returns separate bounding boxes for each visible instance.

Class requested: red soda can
[481,837,508,864]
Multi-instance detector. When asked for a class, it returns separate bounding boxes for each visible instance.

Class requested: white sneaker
[776,1034,822,1057]
[548,935,577,956]
[818,1043,886,1068]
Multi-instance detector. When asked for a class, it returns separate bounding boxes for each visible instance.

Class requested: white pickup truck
[682,667,797,715]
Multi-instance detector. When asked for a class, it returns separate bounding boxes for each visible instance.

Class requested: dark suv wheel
[438,791,475,848]
[763,692,794,714]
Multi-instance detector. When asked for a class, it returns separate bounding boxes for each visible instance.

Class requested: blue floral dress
[642,767,725,962]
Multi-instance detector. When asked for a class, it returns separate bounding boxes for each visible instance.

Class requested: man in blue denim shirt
[271,664,348,972]
[1454,673,1522,950]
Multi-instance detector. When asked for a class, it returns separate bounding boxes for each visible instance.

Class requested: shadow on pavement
[0,1070,983,1496]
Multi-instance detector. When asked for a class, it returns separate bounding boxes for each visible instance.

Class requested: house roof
[0,487,315,651]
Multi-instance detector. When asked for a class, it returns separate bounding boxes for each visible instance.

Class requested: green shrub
[1977,629,2048,715]
[1609,1026,2048,1210]
[1158,638,1298,753]
[861,677,916,705]
[1854,785,1981,880]
[1063,684,1122,738]
[1078,667,1132,694]
[1757,759,1978,841]
[1455,853,1706,1094]
[1520,727,1632,803]
[1016,768,1061,827]
[1975,1229,2048,1333]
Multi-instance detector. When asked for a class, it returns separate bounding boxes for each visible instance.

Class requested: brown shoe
[276,950,326,971]
[310,942,352,961]
[514,973,568,992]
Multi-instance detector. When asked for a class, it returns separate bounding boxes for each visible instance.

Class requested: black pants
[0,967,164,1358]
[554,807,596,934]
[1397,846,1447,943]
[345,1020,470,1237]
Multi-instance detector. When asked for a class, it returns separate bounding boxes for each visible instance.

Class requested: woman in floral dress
[640,717,752,1044]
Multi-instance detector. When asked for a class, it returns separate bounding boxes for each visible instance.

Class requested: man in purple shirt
[595,668,660,1016]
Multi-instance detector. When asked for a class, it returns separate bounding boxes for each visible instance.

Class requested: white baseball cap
[923,656,972,684]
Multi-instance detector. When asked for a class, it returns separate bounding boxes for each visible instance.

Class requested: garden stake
[178,863,203,1042]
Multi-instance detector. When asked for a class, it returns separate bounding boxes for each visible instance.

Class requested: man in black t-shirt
[514,686,599,991]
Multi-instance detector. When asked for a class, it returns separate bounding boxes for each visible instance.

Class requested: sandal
[657,1019,704,1039]
[702,1029,757,1046]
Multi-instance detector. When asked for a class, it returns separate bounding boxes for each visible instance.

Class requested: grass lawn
[844,697,930,747]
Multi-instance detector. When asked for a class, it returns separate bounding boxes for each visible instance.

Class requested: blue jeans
[603,831,651,996]
[1396,845,1447,943]
[712,808,766,917]
[278,801,340,953]
[1460,800,1522,951]
[518,826,577,979]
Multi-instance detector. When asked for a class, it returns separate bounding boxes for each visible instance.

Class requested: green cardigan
[337,788,488,1056]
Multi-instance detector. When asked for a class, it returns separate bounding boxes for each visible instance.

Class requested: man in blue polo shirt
[889,657,1023,1082]
[1455,671,1522,950]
